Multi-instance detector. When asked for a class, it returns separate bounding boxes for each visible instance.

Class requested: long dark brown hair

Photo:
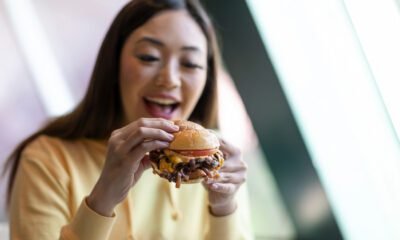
[4,0,221,205]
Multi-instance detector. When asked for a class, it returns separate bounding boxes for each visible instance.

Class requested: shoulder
[21,135,106,174]
[19,135,85,177]
[22,135,69,161]
[9,135,75,190]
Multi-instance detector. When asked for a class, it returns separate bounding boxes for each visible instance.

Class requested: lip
[142,93,181,119]
[143,93,181,102]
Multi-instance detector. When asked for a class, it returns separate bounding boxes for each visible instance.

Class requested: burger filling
[149,149,224,188]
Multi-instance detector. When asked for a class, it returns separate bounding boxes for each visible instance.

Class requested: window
[246,0,400,239]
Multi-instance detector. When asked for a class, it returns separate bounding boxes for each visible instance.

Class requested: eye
[137,54,159,62]
[182,61,203,70]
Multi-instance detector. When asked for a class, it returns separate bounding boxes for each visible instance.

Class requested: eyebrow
[136,37,164,46]
[136,36,203,53]
[182,46,201,53]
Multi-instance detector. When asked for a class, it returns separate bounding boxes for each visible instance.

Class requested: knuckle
[114,143,123,153]
[111,129,121,138]
[138,142,148,152]
[110,140,124,153]
[108,137,119,149]
[162,121,169,128]
[137,127,146,135]
[136,118,147,126]
[241,161,248,170]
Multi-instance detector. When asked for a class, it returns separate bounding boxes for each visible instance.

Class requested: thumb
[140,155,152,170]
[133,156,152,182]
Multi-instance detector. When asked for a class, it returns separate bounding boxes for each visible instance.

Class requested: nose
[155,60,181,89]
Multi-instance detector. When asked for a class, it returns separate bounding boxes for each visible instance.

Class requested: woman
[5,0,252,239]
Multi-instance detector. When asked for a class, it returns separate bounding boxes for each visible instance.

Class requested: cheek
[119,58,157,120]
[120,59,159,95]
[120,62,140,105]
[121,59,147,85]
[182,73,207,108]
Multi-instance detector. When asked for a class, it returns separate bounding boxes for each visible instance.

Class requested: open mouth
[143,96,180,119]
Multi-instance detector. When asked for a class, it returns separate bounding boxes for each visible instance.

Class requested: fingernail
[161,141,169,147]
[167,133,174,140]
[172,125,179,130]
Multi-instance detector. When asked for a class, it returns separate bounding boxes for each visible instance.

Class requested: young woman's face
[119,10,208,124]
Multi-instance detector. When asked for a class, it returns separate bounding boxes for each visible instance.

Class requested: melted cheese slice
[159,158,174,173]
[158,149,224,173]
[163,149,195,163]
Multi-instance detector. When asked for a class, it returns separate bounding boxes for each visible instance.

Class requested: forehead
[129,10,207,52]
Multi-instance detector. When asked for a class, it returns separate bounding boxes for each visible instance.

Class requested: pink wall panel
[0,0,128,221]
[33,0,128,101]
[0,4,46,220]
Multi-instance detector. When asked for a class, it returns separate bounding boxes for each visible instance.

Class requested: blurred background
[1,0,400,239]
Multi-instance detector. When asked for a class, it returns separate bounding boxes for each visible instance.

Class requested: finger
[207,182,237,194]
[218,138,241,159]
[109,118,179,141]
[220,160,247,173]
[138,155,153,171]
[207,172,246,184]
[132,156,152,182]
[123,127,175,152]
[129,140,170,162]
[124,118,179,136]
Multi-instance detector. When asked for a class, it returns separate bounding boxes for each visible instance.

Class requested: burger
[149,120,224,188]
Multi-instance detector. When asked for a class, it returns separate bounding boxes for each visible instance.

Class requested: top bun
[169,120,220,150]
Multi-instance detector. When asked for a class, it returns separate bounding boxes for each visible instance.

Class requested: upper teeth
[146,97,178,105]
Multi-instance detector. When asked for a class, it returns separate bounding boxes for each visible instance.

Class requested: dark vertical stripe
[201,0,343,239]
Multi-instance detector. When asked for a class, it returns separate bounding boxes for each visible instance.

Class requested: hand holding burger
[149,120,224,188]
[203,139,247,216]
[149,120,247,216]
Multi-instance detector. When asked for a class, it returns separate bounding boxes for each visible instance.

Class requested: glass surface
[246,0,400,239]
